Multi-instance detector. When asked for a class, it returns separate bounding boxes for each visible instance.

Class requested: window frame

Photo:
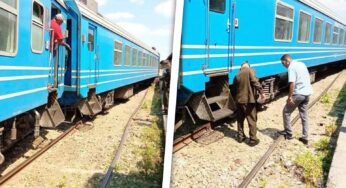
[138,51,142,66]
[332,26,339,45]
[132,48,137,66]
[124,45,131,66]
[273,1,295,42]
[312,17,323,44]
[324,22,332,45]
[31,0,45,54]
[297,10,312,43]
[209,0,226,14]
[0,0,19,56]
[113,40,122,66]
[338,28,344,46]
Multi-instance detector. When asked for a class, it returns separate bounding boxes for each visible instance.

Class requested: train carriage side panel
[0,0,67,123]
[229,0,346,83]
[76,16,159,99]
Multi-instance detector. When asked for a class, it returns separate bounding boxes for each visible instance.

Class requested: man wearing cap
[234,61,266,146]
[50,13,71,51]
[279,54,313,145]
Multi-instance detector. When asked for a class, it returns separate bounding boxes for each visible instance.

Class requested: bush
[137,122,162,176]
[320,93,331,104]
[295,152,323,187]
[325,123,337,136]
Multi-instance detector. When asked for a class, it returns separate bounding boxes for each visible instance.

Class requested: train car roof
[56,0,159,56]
[299,0,346,26]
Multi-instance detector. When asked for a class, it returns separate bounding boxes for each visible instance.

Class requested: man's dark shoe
[237,136,246,143]
[248,138,260,147]
[299,137,308,145]
[278,130,293,140]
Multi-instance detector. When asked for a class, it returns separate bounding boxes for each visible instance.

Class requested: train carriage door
[207,0,233,72]
[50,6,67,89]
[87,24,98,86]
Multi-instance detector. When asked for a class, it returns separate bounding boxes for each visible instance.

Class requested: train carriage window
[209,0,225,13]
[339,29,344,45]
[1,0,16,8]
[125,45,130,66]
[138,51,143,66]
[333,27,339,44]
[274,3,294,41]
[298,11,311,43]
[132,48,137,65]
[313,18,323,44]
[31,1,44,53]
[114,41,122,66]
[344,30,346,45]
[88,27,95,51]
[143,53,147,66]
[0,0,18,55]
[325,23,331,44]
[144,53,147,66]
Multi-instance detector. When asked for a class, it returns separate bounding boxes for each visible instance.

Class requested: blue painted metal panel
[0,0,68,122]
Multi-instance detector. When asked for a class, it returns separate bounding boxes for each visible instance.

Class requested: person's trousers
[237,103,257,140]
[283,94,310,139]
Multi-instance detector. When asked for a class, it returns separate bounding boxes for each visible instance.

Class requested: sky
[95,0,175,59]
[316,0,346,21]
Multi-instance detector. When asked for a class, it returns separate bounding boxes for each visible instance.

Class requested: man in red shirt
[51,13,71,51]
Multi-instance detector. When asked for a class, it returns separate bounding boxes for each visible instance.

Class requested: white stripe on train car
[0,84,64,100]
[181,50,346,59]
[72,71,158,79]
[182,45,346,50]
[181,53,346,76]
[67,73,158,89]
[0,75,49,81]
[0,66,50,70]
[71,69,158,73]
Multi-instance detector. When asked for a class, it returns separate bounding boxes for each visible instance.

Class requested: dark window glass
[88,27,94,51]
[209,0,225,13]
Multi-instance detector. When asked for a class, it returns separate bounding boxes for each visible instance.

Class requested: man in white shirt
[279,54,313,145]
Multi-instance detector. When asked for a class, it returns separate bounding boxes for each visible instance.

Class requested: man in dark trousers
[234,61,265,146]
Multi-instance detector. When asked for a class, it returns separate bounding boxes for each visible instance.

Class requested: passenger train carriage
[177,0,346,126]
[0,0,159,163]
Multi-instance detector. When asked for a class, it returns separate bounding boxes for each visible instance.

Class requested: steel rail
[100,88,150,188]
[0,121,81,185]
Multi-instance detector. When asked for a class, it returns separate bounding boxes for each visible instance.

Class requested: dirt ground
[1,85,164,188]
[171,70,346,188]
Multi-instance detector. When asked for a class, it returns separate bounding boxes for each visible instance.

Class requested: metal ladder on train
[189,75,236,122]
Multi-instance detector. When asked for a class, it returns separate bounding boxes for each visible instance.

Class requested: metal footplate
[78,94,102,116]
[189,93,234,122]
[40,99,65,128]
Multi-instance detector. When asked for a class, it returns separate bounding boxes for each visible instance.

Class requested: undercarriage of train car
[174,61,342,134]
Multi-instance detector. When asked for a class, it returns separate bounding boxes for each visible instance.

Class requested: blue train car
[60,1,160,116]
[0,0,159,163]
[178,0,346,123]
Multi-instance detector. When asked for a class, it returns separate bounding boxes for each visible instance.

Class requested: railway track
[238,72,343,188]
[0,121,82,185]
[100,88,150,188]
[0,84,155,186]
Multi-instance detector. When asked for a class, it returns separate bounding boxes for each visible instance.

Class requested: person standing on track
[279,54,313,145]
[234,61,266,146]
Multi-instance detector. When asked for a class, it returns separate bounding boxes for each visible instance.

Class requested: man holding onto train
[234,61,265,146]
[50,13,71,51]
[279,54,313,145]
